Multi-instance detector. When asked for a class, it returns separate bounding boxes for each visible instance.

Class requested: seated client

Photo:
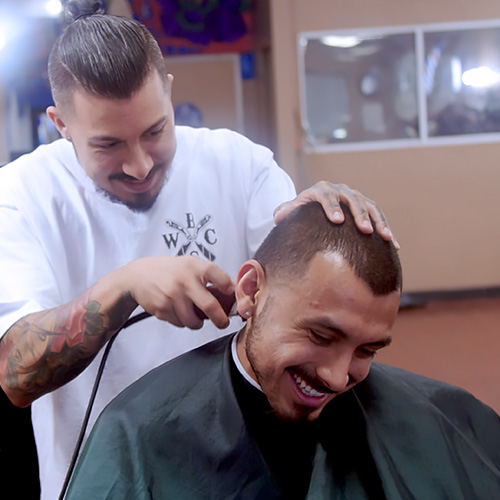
[66,202,500,499]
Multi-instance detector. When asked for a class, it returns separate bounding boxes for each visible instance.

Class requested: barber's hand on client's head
[274,181,400,250]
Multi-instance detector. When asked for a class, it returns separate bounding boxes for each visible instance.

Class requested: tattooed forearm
[50,290,100,352]
[0,289,137,406]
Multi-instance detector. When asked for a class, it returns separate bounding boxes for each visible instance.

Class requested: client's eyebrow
[309,316,392,347]
[364,337,393,349]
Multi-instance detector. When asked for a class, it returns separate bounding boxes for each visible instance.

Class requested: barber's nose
[122,146,154,179]
[316,358,351,393]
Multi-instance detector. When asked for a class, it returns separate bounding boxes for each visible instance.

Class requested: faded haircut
[48,0,169,111]
[253,202,402,296]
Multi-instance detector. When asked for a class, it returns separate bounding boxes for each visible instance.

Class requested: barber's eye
[150,127,164,137]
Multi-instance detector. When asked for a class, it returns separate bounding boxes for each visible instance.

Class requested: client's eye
[356,347,377,359]
[308,330,331,346]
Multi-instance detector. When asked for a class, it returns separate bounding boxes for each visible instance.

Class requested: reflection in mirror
[300,33,418,146]
[424,27,500,137]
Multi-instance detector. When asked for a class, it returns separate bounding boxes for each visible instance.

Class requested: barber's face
[237,253,400,422]
[48,70,176,212]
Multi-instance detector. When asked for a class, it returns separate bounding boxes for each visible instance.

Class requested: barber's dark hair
[48,0,168,110]
[254,202,402,296]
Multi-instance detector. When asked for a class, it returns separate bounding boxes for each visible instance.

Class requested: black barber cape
[66,334,500,499]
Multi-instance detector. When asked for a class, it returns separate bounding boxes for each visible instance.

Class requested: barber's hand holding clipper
[0,256,234,407]
[122,255,236,329]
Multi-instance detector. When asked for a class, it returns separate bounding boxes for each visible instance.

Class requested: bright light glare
[0,22,13,52]
[321,36,361,48]
[451,57,462,92]
[45,0,62,17]
[333,128,347,139]
[462,66,500,88]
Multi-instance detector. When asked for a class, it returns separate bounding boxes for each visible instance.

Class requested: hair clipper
[193,286,238,320]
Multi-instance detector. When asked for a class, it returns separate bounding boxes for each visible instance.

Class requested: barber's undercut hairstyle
[254,202,402,296]
[48,0,169,111]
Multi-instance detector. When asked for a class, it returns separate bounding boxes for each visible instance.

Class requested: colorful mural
[128,0,254,55]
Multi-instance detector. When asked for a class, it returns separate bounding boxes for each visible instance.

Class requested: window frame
[298,18,500,153]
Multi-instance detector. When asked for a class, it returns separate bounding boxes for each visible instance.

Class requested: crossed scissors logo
[164,214,216,261]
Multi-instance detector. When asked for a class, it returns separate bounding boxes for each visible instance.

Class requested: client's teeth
[292,373,325,398]
[308,387,324,397]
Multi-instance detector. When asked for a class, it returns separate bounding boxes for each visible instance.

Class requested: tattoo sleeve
[0,289,136,406]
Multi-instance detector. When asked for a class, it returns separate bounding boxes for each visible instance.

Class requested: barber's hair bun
[64,0,104,23]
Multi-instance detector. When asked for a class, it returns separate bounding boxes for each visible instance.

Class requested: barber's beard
[97,185,161,213]
[96,164,171,213]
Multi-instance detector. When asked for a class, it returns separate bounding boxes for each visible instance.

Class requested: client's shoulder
[367,362,499,421]
[102,334,233,421]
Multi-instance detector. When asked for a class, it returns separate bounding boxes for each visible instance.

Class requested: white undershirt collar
[231,331,263,392]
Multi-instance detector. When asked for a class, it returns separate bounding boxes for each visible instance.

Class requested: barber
[0,2,396,498]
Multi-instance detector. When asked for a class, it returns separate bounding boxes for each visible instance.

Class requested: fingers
[274,200,296,225]
[188,262,235,328]
[136,287,203,330]
[337,186,374,234]
[144,286,230,330]
[274,181,347,226]
[274,181,400,250]
[304,181,374,232]
[204,262,236,297]
[189,290,231,329]
[128,256,235,330]
[329,184,400,249]
[363,198,400,250]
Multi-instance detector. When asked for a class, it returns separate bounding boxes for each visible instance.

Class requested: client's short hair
[254,202,402,296]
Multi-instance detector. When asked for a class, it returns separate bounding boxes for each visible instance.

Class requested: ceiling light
[45,0,62,17]
[321,36,361,48]
[462,66,500,88]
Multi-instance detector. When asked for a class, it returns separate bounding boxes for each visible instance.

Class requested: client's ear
[235,260,265,319]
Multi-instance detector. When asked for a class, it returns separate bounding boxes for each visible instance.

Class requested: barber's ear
[235,260,265,319]
[46,106,70,140]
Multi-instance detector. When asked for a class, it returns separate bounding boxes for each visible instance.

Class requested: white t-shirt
[0,126,296,500]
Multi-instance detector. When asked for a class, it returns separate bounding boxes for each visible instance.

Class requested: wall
[164,54,244,132]
[108,0,274,149]
[269,0,500,292]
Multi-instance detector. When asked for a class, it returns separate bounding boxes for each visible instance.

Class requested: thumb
[273,200,296,225]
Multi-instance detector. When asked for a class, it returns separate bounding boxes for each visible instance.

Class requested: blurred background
[0,0,498,411]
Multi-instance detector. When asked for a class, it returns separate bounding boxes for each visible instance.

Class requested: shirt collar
[231,331,263,393]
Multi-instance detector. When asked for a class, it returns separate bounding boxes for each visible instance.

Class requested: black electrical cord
[57,288,236,499]
[58,311,152,500]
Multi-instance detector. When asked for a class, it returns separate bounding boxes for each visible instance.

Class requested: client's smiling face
[239,252,400,422]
